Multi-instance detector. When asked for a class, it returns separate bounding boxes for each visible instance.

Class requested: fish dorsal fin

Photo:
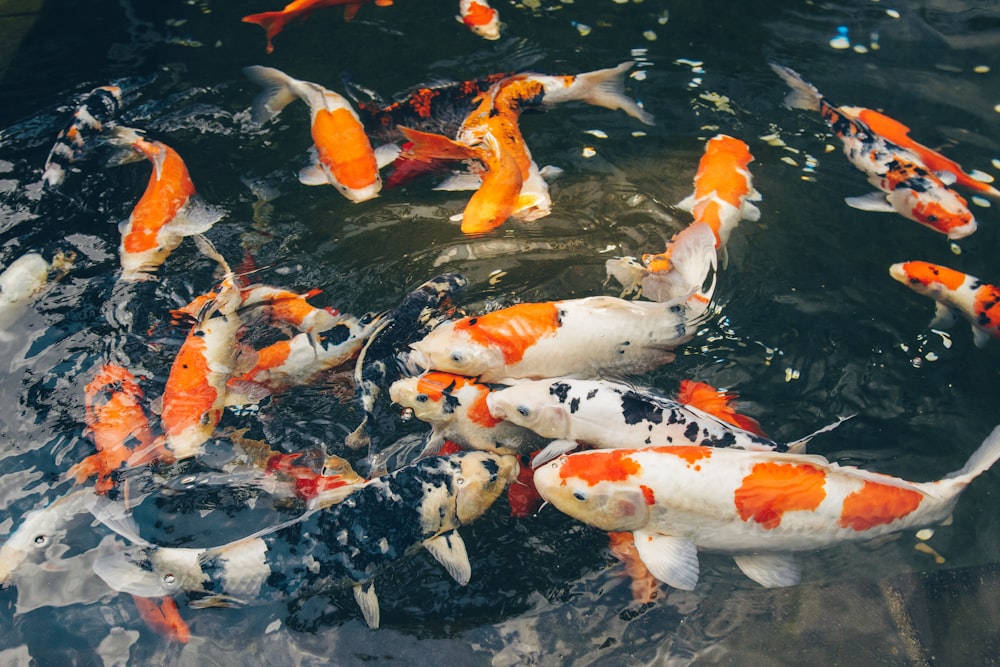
[353,581,380,629]
[854,108,913,144]
[424,530,472,586]
[631,529,700,590]
[844,192,895,213]
[374,142,401,170]
[732,552,801,588]
[531,439,581,468]
[172,198,226,237]
[936,170,958,186]
[675,380,767,437]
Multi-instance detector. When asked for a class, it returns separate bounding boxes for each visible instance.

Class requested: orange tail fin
[241,11,293,54]
[131,595,191,643]
[399,126,476,162]
[608,532,661,604]
[676,379,767,437]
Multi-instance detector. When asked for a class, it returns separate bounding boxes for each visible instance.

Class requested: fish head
[533,453,650,532]
[459,1,501,40]
[486,381,573,439]
[888,186,977,240]
[389,372,471,424]
[410,322,505,378]
[0,490,92,585]
[889,260,964,298]
[452,452,519,523]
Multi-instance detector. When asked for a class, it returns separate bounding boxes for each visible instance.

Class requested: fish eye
[455,476,467,487]
[33,534,48,546]
[926,215,938,222]
[162,573,176,585]
[516,406,530,417]
[415,394,429,403]
[572,491,587,502]
[450,352,464,364]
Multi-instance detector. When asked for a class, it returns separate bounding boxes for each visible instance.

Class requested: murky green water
[1,0,998,664]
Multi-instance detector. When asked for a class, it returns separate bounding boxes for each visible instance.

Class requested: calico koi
[42,85,122,188]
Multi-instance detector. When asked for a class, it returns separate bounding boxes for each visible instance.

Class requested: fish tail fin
[241,11,291,54]
[243,65,300,124]
[769,63,822,112]
[568,61,655,125]
[942,424,1000,486]
[398,126,476,162]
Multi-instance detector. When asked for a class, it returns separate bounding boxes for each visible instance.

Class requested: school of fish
[2,4,999,653]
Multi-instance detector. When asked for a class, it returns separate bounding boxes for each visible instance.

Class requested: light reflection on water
[0,0,999,664]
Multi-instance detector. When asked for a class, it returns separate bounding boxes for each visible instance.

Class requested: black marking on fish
[586,389,598,400]
[620,391,664,426]
[569,397,580,414]
[320,323,351,348]
[550,382,571,404]
[683,422,700,442]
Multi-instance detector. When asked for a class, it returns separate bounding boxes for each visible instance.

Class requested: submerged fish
[889,260,1000,347]
[410,294,704,383]
[771,63,977,240]
[42,84,122,188]
[457,0,501,40]
[534,424,1000,590]
[0,250,76,338]
[92,452,517,629]
[242,0,393,54]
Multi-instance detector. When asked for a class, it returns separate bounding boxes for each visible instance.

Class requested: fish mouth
[407,347,430,373]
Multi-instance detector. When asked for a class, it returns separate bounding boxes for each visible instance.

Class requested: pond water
[1,0,999,664]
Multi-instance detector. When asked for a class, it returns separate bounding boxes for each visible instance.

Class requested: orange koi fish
[242,0,393,54]
[608,531,661,604]
[534,424,1000,590]
[130,595,190,643]
[889,261,1000,347]
[457,0,500,40]
[244,66,397,203]
[67,365,157,494]
[838,106,1000,200]
[410,294,702,383]
[388,370,545,456]
[771,64,977,240]
[113,128,225,281]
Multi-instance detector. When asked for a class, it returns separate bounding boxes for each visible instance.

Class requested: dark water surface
[1,0,999,664]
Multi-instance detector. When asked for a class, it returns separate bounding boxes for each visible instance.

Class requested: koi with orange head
[890,260,1000,347]
[535,424,1000,591]
[457,0,501,40]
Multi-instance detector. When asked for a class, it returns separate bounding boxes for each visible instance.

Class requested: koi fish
[130,595,190,643]
[457,0,501,40]
[345,273,467,458]
[238,284,344,336]
[42,85,122,188]
[837,106,1000,200]
[67,365,157,494]
[409,294,703,383]
[534,424,1000,590]
[149,239,254,463]
[242,0,393,54]
[226,313,381,405]
[389,371,546,456]
[608,531,661,604]
[244,66,397,203]
[487,377,850,466]
[0,250,75,339]
[605,222,718,303]
[92,451,517,629]
[889,261,1000,347]
[112,128,225,281]
[771,63,977,240]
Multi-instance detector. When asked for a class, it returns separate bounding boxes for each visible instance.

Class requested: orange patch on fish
[131,595,190,643]
[558,449,642,487]
[910,196,971,234]
[839,480,923,531]
[639,484,656,505]
[467,387,502,428]
[735,462,827,529]
[974,284,1000,328]
[652,445,713,467]
[456,302,561,364]
[899,261,966,291]
[161,335,219,437]
[312,108,377,190]
[462,0,497,26]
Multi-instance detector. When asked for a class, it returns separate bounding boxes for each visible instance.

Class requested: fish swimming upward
[770,63,977,240]
[42,84,122,188]
[112,128,226,281]
[242,0,393,54]
[534,424,1000,590]
[409,294,704,383]
[92,452,517,629]
[389,371,546,457]
[457,0,501,40]
[486,377,848,466]
[244,65,398,202]
[889,260,1000,347]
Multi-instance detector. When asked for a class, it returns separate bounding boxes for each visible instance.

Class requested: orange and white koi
[487,377,848,466]
[389,371,545,456]
[67,365,157,494]
[605,222,718,303]
[242,0,393,54]
[837,106,1000,200]
[409,294,703,383]
[43,85,122,188]
[534,424,1000,590]
[771,64,977,240]
[113,128,225,281]
[457,0,500,40]
[244,66,397,203]
[889,261,1000,348]
[225,313,381,405]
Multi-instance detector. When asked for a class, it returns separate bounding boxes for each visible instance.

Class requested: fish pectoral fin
[631,530,699,591]
[298,164,330,187]
[929,302,958,330]
[742,201,761,222]
[173,197,226,236]
[531,440,581,468]
[971,326,992,348]
[188,594,247,609]
[434,172,483,192]
[935,170,958,186]
[374,143,401,170]
[732,553,801,588]
[416,432,447,459]
[353,581,380,630]
[424,531,472,586]
[676,193,695,213]
[844,192,895,213]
